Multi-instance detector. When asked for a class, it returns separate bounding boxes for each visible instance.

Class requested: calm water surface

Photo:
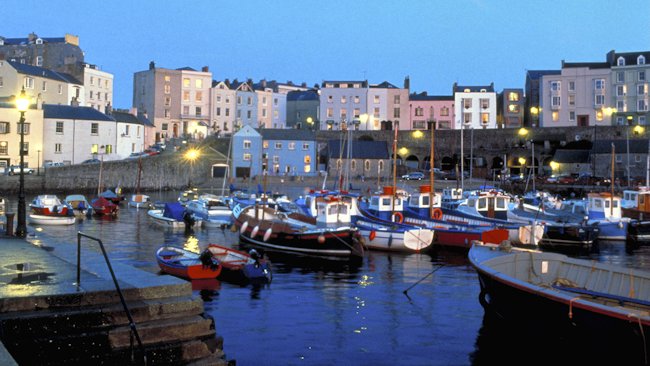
[7,189,650,366]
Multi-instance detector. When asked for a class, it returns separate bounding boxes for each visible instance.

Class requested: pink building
[408,92,455,130]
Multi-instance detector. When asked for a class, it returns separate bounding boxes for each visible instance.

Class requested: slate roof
[609,50,650,66]
[552,149,590,164]
[327,140,389,159]
[592,140,650,154]
[287,90,319,101]
[409,92,454,101]
[43,104,115,121]
[562,61,610,69]
[8,61,81,84]
[176,67,197,71]
[454,84,495,93]
[371,81,398,89]
[259,129,316,141]
[110,110,153,126]
[1,37,66,45]
[526,70,561,80]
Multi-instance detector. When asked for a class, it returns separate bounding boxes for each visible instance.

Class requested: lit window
[183,78,190,87]
[552,111,559,121]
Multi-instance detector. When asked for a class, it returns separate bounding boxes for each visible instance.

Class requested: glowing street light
[15,88,29,238]
[184,148,200,188]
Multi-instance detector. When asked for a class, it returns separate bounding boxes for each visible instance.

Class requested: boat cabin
[369,186,404,213]
[587,192,621,220]
[462,190,510,220]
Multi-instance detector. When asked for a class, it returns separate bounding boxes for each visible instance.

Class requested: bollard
[5,212,15,236]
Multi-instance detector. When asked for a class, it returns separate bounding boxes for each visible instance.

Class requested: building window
[56,121,64,134]
[481,113,489,124]
[351,160,357,171]
[288,142,295,150]
[617,71,625,83]
[569,111,576,122]
[164,85,170,94]
[340,96,347,104]
[354,96,360,104]
[414,107,424,117]
[595,94,605,106]
[640,116,647,125]
[124,125,130,136]
[183,78,190,87]
[640,71,646,82]
[568,94,575,106]
[195,79,203,88]
[327,95,333,103]
[162,123,168,131]
[374,95,380,104]
[374,107,380,118]
[508,92,519,101]
[638,55,646,65]
[617,116,625,125]
[508,104,519,113]
[393,108,400,118]
[394,95,400,104]
[225,108,230,117]
[302,142,309,150]
[413,120,426,129]
[247,97,252,105]
[304,155,311,164]
[195,107,202,117]
[550,81,561,91]
[378,160,384,171]
[164,109,170,118]
[164,75,171,82]
[552,111,559,121]
[35,56,43,66]
[58,84,63,94]
[617,57,625,66]
[183,106,190,115]
[568,81,575,92]
[364,160,371,171]
[274,142,282,149]
[463,112,472,124]
[638,84,648,95]
[237,96,242,105]
[243,153,251,161]
[552,96,561,107]
[183,91,190,101]
[463,98,472,109]
[617,100,626,111]
[246,110,252,119]
[0,141,7,155]
[55,143,62,154]
[273,156,280,164]
[595,79,605,90]
[0,122,9,134]
[639,99,648,112]
[480,98,489,109]
[0,76,3,87]
[41,81,47,91]
[216,107,221,116]
[24,77,34,89]
[262,109,267,118]
[243,140,251,149]
[617,85,626,96]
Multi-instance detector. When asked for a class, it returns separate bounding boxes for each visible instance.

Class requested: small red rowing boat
[156,246,222,280]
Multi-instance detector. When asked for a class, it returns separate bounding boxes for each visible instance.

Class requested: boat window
[478,198,487,210]
[640,195,645,205]
[594,199,603,209]
[467,198,475,207]
[305,197,312,207]
[409,197,419,206]
[421,195,429,206]
[371,197,379,206]
[328,206,337,215]
[382,198,391,206]
[496,197,506,209]
[613,200,619,208]
[339,204,348,215]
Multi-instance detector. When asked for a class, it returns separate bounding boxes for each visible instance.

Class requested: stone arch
[405,155,420,170]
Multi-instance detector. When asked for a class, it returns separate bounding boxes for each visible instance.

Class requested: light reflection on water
[5,191,650,365]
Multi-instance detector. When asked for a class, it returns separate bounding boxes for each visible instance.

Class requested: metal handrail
[77,231,147,364]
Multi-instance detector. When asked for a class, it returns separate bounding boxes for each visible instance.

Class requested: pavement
[0,234,191,363]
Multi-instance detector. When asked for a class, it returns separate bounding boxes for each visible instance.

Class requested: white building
[83,63,113,113]
[211,80,237,136]
[0,60,84,106]
[453,83,497,129]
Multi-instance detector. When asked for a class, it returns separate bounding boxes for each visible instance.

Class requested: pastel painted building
[286,89,319,129]
[608,50,650,126]
[453,83,497,129]
[408,92,455,130]
[109,108,155,155]
[497,89,524,129]
[525,70,560,127]
[540,61,612,127]
[211,80,237,136]
[231,125,262,178]
[133,62,212,142]
[0,60,84,106]
[231,80,258,130]
[83,63,113,113]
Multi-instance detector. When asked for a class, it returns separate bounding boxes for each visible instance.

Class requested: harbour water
[5,189,650,365]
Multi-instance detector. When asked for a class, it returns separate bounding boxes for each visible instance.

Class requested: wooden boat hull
[29,214,75,225]
[434,227,509,249]
[469,243,650,362]
[206,244,272,284]
[539,223,600,251]
[233,206,363,258]
[626,220,650,247]
[353,216,434,252]
[156,246,221,280]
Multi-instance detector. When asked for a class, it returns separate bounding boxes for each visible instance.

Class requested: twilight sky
[3,0,649,109]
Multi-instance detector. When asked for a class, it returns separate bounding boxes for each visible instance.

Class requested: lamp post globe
[15,88,29,238]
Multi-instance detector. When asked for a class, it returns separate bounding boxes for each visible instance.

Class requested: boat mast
[135,156,142,195]
[221,134,233,196]
[429,123,435,218]
[392,123,398,214]
[611,142,615,216]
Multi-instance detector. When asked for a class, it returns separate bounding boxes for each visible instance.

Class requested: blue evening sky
[3,0,649,109]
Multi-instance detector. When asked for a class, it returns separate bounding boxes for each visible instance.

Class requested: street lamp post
[460,121,464,191]
[469,126,474,184]
[15,88,29,238]
[37,150,41,176]
[626,115,634,187]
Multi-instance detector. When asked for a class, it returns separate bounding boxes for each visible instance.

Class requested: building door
[578,115,589,127]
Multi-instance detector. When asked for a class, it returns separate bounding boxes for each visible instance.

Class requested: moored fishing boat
[90,196,119,217]
[468,242,650,364]
[64,194,91,217]
[148,202,199,229]
[28,195,76,225]
[232,203,364,259]
[185,194,232,227]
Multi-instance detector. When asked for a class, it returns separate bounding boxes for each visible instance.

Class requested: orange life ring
[432,208,443,220]
[393,212,404,224]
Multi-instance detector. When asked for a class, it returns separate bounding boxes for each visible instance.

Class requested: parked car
[126,152,149,160]
[444,170,470,180]
[557,174,577,184]
[81,158,101,164]
[7,165,34,175]
[401,172,425,181]
[152,142,166,151]
[44,162,65,168]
